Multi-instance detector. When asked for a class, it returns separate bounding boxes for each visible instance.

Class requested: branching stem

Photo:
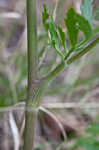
[44,34,99,82]
[24,0,99,149]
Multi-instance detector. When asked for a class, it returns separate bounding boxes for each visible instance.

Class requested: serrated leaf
[58,26,67,53]
[81,0,94,25]
[65,8,92,48]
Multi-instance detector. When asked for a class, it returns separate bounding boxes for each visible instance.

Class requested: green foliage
[42,4,99,63]
[65,8,79,48]
[42,4,66,59]
[70,121,99,150]
[0,1,99,108]
[48,21,64,59]
[74,137,99,150]
[81,0,94,25]
[65,8,92,48]
[58,26,67,53]
[42,4,49,31]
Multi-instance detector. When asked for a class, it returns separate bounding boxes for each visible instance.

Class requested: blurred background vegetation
[0,0,99,150]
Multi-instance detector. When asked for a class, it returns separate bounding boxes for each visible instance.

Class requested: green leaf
[58,26,67,53]
[65,8,79,47]
[42,4,50,31]
[42,4,65,59]
[65,8,92,48]
[75,12,92,40]
[49,21,64,59]
[81,0,94,25]
[48,21,59,50]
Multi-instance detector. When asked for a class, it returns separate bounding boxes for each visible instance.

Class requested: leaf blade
[65,8,92,48]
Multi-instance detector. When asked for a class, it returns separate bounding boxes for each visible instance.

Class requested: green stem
[67,34,99,64]
[43,61,66,82]
[27,0,38,87]
[44,34,99,82]
[24,0,38,150]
